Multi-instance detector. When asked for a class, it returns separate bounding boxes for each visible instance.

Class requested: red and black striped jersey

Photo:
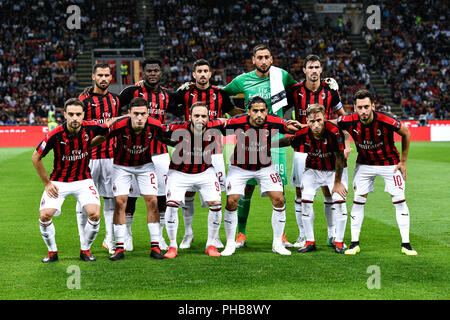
[119,84,178,155]
[287,80,343,124]
[290,121,346,171]
[107,117,164,167]
[164,119,224,174]
[36,121,109,182]
[224,114,289,171]
[175,85,235,120]
[337,111,401,166]
[79,91,120,159]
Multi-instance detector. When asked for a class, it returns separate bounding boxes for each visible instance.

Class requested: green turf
[0,142,449,300]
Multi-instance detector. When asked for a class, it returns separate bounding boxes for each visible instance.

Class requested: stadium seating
[0,0,143,125]
[0,1,83,125]
[0,0,447,124]
[363,0,448,119]
[154,0,374,111]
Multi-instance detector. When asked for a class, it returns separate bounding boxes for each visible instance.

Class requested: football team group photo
[1,0,448,302]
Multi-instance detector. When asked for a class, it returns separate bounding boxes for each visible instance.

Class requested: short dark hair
[247,95,267,110]
[129,97,148,110]
[353,89,374,104]
[92,62,111,74]
[303,54,321,68]
[189,101,209,115]
[64,98,85,112]
[193,59,210,71]
[252,44,271,56]
[142,58,162,70]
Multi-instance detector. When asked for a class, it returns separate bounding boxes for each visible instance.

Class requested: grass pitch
[0,142,449,300]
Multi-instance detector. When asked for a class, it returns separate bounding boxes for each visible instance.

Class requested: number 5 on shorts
[89,186,97,195]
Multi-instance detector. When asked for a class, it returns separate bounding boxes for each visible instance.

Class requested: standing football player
[163,102,225,258]
[175,58,244,249]
[76,62,120,255]
[221,96,301,256]
[119,58,179,251]
[286,54,350,249]
[277,104,349,254]
[337,89,417,256]
[32,98,110,263]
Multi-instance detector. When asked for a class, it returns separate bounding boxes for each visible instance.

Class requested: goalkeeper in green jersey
[223,44,297,248]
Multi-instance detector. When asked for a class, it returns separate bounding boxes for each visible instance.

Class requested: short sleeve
[36,134,55,158]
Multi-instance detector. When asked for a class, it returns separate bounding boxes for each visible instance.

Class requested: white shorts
[301,167,349,202]
[89,158,114,198]
[290,151,308,187]
[112,163,158,197]
[166,167,222,206]
[226,165,284,197]
[152,153,170,196]
[211,153,226,191]
[128,154,170,197]
[353,164,405,197]
[39,179,100,216]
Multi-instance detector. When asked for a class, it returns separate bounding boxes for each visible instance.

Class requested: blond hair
[306,104,325,117]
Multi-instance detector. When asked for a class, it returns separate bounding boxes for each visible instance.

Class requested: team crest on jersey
[212,93,217,100]
[84,134,89,141]
[148,132,153,139]
[160,93,165,100]
[227,183,231,191]
[377,129,382,136]
[322,92,326,100]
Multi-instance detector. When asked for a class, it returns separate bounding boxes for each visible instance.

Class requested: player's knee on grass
[39,208,56,222]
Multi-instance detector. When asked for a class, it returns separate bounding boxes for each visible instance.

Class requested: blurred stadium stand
[0,0,447,125]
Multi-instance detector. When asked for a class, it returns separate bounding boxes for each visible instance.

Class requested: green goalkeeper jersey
[224,69,297,116]
[224,68,297,184]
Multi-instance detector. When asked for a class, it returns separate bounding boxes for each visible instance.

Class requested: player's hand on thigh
[45,182,59,198]
[394,161,407,181]
[332,181,348,199]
